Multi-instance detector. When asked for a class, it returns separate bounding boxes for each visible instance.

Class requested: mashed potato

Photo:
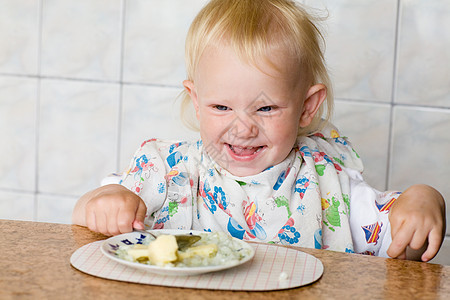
[115,231,252,268]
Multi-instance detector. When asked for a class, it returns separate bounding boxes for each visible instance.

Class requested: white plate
[101,229,255,276]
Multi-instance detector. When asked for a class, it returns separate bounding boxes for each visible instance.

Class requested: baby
[73,0,445,261]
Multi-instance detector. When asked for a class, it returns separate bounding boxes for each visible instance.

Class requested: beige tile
[119,85,200,171]
[0,0,39,75]
[38,79,119,196]
[389,106,450,233]
[332,100,391,190]
[0,190,34,221]
[122,0,209,85]
[304,0,397,102]
[0,76,37,191]
[396,0,450,107]
[41,0,122,80]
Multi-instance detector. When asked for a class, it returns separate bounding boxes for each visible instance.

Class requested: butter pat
[147,235,178,266]
[178,244,218,260]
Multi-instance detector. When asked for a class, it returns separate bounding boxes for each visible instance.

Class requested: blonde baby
[73,0,445,261]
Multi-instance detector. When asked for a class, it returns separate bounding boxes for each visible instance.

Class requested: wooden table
[1,219,449,299]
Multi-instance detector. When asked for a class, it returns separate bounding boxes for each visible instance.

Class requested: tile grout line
[334,98,450,113]
[34,0,44,221]
[0,188,78,200]
[116,0,127,172]
[0,72,183,89]
[385,0,402,190]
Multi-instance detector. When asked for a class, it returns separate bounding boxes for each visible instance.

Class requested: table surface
[1,219,450,299]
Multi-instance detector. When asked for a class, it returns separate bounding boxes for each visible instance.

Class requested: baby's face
[184,45,307,177]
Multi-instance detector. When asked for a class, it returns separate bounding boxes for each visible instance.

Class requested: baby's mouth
[228,144,263,156]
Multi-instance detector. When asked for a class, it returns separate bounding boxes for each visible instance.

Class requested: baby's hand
[76,184,147,236]
[387,184,446,262]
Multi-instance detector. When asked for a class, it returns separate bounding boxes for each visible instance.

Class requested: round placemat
[71,241,323,291]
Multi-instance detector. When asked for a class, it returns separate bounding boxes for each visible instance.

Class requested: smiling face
[183,45,325,177]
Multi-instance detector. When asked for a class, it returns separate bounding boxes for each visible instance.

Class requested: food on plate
[177,243,218,260]
[116,231,252,268]
[128,234,178,266]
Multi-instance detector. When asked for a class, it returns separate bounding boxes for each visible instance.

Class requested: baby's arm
[387,184,446,262]
[72,184,147,236]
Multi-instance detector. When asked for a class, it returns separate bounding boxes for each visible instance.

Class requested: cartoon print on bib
[362,222,382,245]
[129,154,159,193]
[278,218,300,245]
[227,217,245,239]
[375,192,400,213]
[199,179,217,214]
[243,200,267,240]
[323,196,342,231]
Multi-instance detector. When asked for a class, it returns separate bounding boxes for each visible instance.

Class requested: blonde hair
[180,0,333,136]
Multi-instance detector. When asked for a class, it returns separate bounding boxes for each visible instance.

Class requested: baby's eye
[214,105,229,111]
[258,106,273,112]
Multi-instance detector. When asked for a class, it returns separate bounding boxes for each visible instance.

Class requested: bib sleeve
[119,139,200,230]
[120,139,170,223]
[345,167,400,257]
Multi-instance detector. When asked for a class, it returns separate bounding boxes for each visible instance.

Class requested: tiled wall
[0,0,449,263]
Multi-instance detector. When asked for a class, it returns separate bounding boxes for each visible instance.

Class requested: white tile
[0,0,39,75]
[38,79,120,196]
[36,193,78,224]
[0,76,37,191]
[332,100,391,190]
[389,106,450,233]
[41,0,122,81]
[122,0,209,85]
[0,190,34,221]
[119,85,200,171]
[304,0,397,102]
[396,1,450,107]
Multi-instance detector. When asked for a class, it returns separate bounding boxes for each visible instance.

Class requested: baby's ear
[299,84,327,128]
[183,80,199,118]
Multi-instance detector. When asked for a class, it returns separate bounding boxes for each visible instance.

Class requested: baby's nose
[228,116,259,139]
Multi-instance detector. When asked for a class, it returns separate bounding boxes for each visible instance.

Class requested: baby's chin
[220,163,268,178]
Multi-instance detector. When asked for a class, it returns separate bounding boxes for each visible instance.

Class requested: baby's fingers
[86,209,97,233]
[85,199,117,236]
[132,201,147,230]
[421,229,443,262]
[96,211,111,235]
[116,203,139,234]
[86,206,109,235]
[106,209,121,236]
[387,224,414,259]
